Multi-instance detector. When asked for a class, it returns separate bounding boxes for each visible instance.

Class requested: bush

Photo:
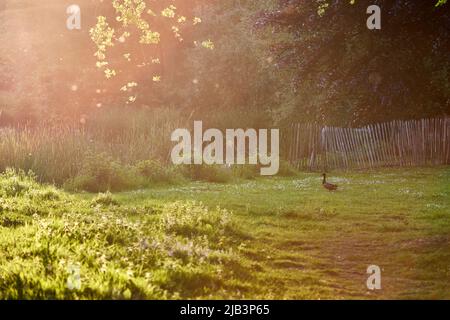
[231,164,259,180]
[135,159,183,184]
[0,168,67,218]
[0,168,35,197]
[185,164,233,183]
[64,152,141,192]
[27,187,61,201]
[1,176,31,197]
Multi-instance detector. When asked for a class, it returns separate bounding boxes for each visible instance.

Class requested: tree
[158,0,282,129]
[90,0,212,106]
[256,0,450,126]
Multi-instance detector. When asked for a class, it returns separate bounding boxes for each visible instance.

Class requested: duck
[322,173,338,191]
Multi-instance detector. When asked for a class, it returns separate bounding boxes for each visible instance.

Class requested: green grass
[0,166,449,299]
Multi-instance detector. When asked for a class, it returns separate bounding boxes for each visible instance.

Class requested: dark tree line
[256,0,450,126]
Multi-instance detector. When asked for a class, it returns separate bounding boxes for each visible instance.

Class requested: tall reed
[0,107,187,185]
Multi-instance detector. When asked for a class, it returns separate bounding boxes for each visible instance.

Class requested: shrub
[0,168,35,197]
[231,164,259,180]
[64,152,141,192]
[27,187,61,201]
[1,176,31,197]
[186,164,233,183]
[0,168,68,218]
[135,159,183,184]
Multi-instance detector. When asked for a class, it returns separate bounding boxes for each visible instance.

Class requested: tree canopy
[255,0,450,125]
[0,0,448,127]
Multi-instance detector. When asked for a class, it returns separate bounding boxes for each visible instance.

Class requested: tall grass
[0,107,186,186]
[0,107,299,190]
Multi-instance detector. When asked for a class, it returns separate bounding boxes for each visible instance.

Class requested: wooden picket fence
[285,118,450,170]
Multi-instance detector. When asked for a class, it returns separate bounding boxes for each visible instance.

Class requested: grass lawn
[0,166,449,299]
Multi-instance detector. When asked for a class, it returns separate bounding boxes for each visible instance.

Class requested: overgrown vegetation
[0,167,448,299]
[0,107,299,191]
[0,169,238,299]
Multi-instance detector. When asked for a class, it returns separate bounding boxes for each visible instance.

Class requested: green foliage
[0,167,449,299]
[135,159,183,184]
[186,164,233,183]
[0,168,68,219]
[64,152,140,192]
[0,171,238,299]
[161,201,232,241]
[0,169,34,197]
[162,0,278,129]
[89,0,208,105]
[257,1,450,126]
[0,168,60,200]
[231,165,259,180]
[114,166,450,299]
[1,0,448,128]
[0,107,187,190]
[276,160,298,177]
[0,119,299,190]
[91,191,119,207]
